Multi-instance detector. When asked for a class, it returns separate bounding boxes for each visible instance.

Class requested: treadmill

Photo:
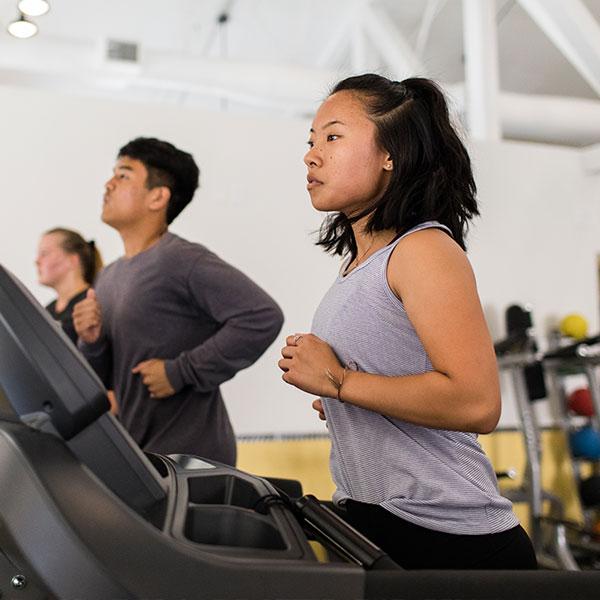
[1,264,599,599]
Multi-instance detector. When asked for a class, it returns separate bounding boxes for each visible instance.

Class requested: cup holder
[185,505,286,549]
[187,474,262,509]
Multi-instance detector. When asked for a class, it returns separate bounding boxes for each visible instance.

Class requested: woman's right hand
[279,333,344,398]
[73,288,103,343]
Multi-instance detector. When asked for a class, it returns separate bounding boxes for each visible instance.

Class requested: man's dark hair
[317,74,479,260]
[118,137,200,224]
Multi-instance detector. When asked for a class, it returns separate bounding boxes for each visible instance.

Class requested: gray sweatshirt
[79,232,284,465]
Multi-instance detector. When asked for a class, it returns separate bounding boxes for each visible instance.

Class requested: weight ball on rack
[570,426,600,459]
[559,313,589,340]
[579,476,600,508]
[568,388,595,417]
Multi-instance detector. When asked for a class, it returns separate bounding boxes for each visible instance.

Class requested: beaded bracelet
[325,366,348,402]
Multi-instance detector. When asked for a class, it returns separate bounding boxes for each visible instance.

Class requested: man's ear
[148,186,171,213]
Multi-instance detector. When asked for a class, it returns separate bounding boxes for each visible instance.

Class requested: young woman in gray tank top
[278,74,537,570]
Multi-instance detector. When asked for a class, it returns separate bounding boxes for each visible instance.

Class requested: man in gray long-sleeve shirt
[73,137,283,465]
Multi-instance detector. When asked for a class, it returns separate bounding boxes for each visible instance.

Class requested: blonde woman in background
[37,227,103,344]
[36,228,116,413]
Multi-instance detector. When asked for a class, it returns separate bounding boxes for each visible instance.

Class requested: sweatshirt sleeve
[78,333,113,389]
[163,252,284,393]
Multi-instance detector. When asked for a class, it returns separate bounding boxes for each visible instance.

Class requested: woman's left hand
[278,333,343,397]
[312,398,326,420]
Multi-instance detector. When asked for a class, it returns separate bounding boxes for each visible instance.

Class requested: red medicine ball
[568,388,594,417]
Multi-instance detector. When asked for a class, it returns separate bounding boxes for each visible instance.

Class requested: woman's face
[36,233,76,288]
[304,90,392,216]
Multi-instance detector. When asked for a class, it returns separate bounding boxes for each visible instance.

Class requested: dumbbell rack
[544,341,600,566]
[497,351,578,570]
[544,340,600,428]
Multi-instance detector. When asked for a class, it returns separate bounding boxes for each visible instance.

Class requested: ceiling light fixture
[7,13,38,39]
[17,0,50,18]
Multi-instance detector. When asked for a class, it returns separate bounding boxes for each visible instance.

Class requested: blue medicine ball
[570,426,600,460]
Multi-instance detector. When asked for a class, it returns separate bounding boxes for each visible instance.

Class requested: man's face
[102,156,153,229]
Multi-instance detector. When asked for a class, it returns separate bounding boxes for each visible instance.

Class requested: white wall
[1,85,599,433]
[470,140,599,339]
[469,141,600,427]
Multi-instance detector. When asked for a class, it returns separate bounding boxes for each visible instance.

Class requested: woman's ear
[382,152,393,171]
[69,253,81,271]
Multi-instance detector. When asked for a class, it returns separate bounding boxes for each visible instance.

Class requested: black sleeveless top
[46,289,88,344]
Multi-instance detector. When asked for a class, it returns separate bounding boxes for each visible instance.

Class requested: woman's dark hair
[46,228,103,285]
[118,137,200,225]
[316,74,478,258]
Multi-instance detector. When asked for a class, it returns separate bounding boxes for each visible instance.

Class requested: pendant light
[17,0,50,17]
[7,13,38,39]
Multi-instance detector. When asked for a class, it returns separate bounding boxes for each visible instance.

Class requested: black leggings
[335,499,538,570]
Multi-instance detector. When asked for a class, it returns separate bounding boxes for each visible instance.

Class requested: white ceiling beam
[448,83,600,147]
[0,64,320,114]
[315,6,357,69]
[351,2,369,72]
[0,35,338,111]
[360,1,424,80]
[350,24,368,73]
[148,53,335,105]
[415,0,447,58]
[517,0,600,97]
[462,0,501,140]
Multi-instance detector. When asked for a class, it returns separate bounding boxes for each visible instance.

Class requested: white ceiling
[1,0,600,145]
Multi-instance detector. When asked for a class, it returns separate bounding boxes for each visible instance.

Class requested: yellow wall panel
[238,429,586,533]
[237,437,335,500]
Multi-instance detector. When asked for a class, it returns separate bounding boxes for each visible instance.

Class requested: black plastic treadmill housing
[0,264,165,513]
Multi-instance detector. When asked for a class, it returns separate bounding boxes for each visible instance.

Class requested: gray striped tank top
[311,221,518,535]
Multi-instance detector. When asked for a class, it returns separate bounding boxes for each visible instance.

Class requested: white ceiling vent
[99,38,141,74]
[106,39,139,63]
